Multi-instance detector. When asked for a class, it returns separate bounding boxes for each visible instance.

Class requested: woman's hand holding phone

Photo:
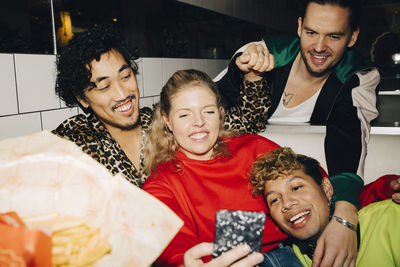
[183,242,263,267]
[183,210,266,267]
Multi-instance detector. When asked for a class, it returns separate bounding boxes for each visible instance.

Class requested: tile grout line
[39,112,44,131]
[0,106,78,119]
[12,54,20,114]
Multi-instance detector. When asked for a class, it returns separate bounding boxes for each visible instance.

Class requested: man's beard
[300,49,333,78]
[107,95,141,131]
[99,112,141,131]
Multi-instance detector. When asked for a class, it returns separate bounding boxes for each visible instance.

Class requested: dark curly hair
[250,147,323,198]
[55,24,139,113]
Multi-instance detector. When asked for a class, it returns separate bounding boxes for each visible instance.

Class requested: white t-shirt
[268,88,322,123]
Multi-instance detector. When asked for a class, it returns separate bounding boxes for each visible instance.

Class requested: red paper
[0,212,51,267]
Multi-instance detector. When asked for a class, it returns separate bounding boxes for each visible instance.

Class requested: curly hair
[144,69,234,174]
[55,24,139,113]
[250,147,323,197]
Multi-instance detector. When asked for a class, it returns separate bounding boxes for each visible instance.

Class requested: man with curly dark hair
[52,24,273,188]
[52,25,154,187]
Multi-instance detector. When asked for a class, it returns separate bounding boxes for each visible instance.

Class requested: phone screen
[212,210,266,258]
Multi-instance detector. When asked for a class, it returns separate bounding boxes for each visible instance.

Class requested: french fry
[23,212,60,224]
[23,213,111,267]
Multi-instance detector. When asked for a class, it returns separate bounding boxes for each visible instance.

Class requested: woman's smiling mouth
[189,132,208,140]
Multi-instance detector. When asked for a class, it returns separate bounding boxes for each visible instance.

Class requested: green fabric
[262,35,373,83]
[356,199,400,266]
[293,200,400,267]
[262,35,300,67]
[330,172,364,209]
[293,244,312,267]
[334,49,371,83]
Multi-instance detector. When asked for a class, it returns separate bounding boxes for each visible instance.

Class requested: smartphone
[212,209,266,258]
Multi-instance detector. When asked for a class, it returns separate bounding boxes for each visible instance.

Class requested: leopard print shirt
[52,79,271,187]
[52,107,153,188]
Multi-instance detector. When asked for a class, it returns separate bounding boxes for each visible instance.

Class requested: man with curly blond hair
[250,147,400,266]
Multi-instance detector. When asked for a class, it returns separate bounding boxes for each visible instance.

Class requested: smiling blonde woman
[142,69,302,267]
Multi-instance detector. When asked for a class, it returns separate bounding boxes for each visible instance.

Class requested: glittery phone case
[212,209,266,258]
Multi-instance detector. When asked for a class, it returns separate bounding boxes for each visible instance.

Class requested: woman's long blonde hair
[144,69,233,175]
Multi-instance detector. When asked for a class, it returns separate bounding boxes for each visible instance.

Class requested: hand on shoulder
[312,201,358,267]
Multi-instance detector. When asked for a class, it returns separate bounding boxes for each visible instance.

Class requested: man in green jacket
[215,0,380,266]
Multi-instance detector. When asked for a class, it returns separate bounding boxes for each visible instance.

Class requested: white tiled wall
[0,54,18,116]
[0,53,228,141]
[41,107,79,131]
[192,59,207,73]
[140,58,163,97]
[261,127,400,185]
[14,54,60,113]
[162,58,194,85]
[0,113,42,138]
[1,0,289,141]
[139,57,229,98]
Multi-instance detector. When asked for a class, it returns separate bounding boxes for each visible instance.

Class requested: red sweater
[359,174,399,208]
[143,134,396,266]
[143,135,288,266]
